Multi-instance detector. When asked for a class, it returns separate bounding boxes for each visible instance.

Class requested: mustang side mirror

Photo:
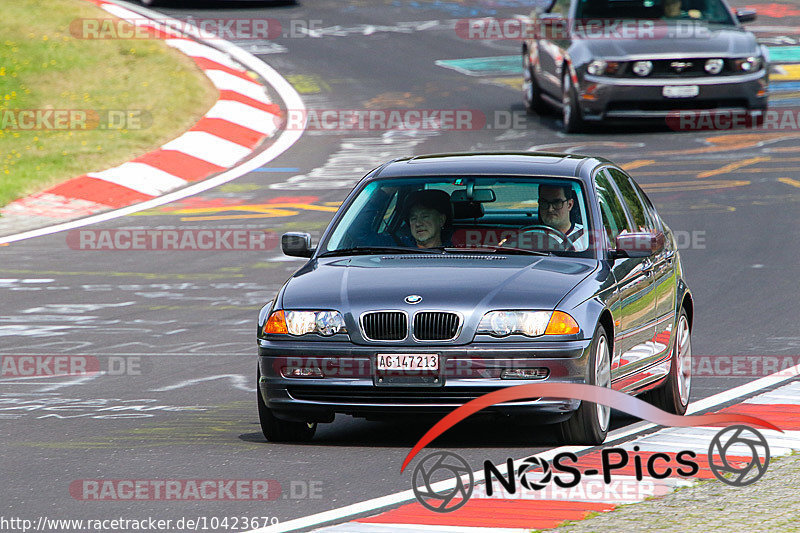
[735,8,756,23]
[611,231,665,259]
[282,232,314,258]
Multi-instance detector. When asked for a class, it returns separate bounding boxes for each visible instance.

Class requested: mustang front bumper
[258,338,593,422]
[579,69,768,120]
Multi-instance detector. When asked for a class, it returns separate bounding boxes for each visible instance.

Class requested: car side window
[606,168,654,231]
[594,170,631,245]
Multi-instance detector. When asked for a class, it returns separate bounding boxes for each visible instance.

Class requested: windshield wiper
[318,246,443,257]
[443,246,552,256]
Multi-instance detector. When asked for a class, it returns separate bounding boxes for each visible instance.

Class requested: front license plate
[663,85,699,98]
[377,354,438,371]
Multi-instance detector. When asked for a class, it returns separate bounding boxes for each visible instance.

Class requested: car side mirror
[282,232,314,258]
[735,8,756,23]
[612,231,665,259]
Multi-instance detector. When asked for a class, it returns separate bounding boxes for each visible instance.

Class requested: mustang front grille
[413,312,460,340]
[360,311,407,341]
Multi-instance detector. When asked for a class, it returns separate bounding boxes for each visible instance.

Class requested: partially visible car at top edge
[522,0,768,132]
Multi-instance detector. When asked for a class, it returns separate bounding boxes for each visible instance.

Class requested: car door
[594,169,656,389]
[607,168,677,367]
[534,0,572,96]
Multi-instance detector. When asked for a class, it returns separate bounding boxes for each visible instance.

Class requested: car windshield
[574,0,736,25]
[320,176,596,258]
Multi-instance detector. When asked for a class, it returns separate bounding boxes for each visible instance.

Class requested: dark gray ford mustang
[257,153,693,444]
[522,0,768,131]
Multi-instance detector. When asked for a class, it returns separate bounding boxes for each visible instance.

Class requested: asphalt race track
[2,0,800,530]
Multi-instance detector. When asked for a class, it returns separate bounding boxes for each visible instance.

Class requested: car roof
[371,152,608,183]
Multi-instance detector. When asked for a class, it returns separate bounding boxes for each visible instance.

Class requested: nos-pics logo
[411,425,770,512]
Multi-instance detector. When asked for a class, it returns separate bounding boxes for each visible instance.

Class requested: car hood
[280,254,598,342]
[576,25,759,59]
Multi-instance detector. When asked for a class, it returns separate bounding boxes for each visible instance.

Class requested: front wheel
[257,369,316,442]
[561,71,585,134]
[642,309,691,415]
[558,323,611,445]
[523,51,547,115]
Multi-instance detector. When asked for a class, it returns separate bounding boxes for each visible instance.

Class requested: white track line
[0,0,305,245]
[247,363,800,533]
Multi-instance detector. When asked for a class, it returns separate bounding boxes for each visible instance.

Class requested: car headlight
[632,60,653,77]
[264,310,347,336]
[587,60,620,76]
[704,58,724,75]
[734,56,762,72]
[477,310,579,337]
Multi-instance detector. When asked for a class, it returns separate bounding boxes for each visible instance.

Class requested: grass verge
[0,0,218,207]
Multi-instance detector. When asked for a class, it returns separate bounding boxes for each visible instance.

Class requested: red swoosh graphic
[400,383,781,473]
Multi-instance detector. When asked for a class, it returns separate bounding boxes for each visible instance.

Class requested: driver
[664,0,702,19]
[538,184,587,249]
[405,189,453,249]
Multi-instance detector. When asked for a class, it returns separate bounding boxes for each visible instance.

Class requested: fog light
[282,366,323,378]
[632,60,653,77]
[501,368,549,380]
[704,58,724,74]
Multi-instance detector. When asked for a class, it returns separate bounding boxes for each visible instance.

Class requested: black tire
[257,370,316,443]
[561,69,585,134]
[558,323,611,445]
[641,309,691,415]
[523,50,547,115]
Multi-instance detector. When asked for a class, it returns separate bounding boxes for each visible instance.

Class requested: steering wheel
[510,224,575,252]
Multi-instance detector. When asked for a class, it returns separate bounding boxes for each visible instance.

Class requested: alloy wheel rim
[562,75,571,125]
[523,56,533,105]
[595,336,611,432]
[676,316,692,406]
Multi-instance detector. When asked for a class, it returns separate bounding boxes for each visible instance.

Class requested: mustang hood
[280,255,597,328]
[576,25,759,59]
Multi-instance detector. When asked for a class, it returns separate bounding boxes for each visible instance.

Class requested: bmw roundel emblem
[405,295,422,304]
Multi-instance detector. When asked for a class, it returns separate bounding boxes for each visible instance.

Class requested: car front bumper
[579,69,768,120]
[258,338,593,422]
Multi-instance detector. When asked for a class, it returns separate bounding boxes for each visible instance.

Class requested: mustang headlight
[734,56,762,72]
[587,60,620,76]
[264,310,347,336]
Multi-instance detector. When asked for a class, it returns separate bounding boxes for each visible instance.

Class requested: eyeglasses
[539,198,568,210]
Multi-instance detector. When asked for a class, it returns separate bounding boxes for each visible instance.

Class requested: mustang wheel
[558,323,611,445]
[561,70,585,134]
[523,51,547,115]
[257,369,317,442]
[642,309,692,415]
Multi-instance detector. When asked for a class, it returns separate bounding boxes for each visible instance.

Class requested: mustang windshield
[322,177,595,257]
[575,0,736,25]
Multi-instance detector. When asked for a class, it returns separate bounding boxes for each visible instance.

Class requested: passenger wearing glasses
[537,184,586,249]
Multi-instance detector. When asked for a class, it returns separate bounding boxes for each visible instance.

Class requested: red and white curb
[249,368,800,533]
[0,0,299,242]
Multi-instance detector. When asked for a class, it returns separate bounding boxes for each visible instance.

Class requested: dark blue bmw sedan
[257,152,694,445]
